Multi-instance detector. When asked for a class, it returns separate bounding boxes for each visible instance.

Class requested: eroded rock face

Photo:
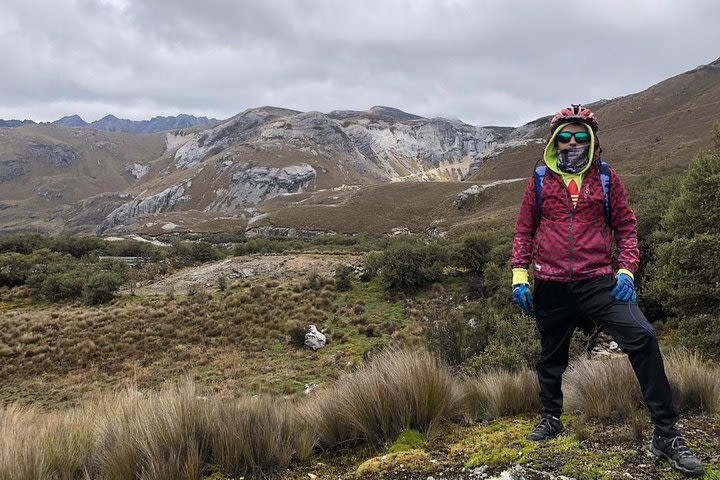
[126,163,150,180]
[27,143,78,169]
[173,107,301,170]
[0,159,30,182]
[170,107,542,182]
[208,163,317,210]
[97,181,192,233]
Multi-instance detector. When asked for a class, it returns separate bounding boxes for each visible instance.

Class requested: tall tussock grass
[304,348,461,448]
[665,349,720,414]
[89,381,209,480]
[1,349,717,478]
[462,368,541,421]
[564,350,720,419]
[0,405,95,480]
[564,356,645,419]
[208,395,313,477]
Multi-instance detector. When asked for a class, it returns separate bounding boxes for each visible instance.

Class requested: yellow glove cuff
[617,269,634,280]
[512,268,529,285]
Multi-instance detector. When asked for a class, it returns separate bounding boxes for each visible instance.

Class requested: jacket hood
[543,122,596,175]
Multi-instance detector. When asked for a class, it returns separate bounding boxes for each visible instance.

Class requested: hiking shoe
[527,414,564,441]
[651,433,704,477]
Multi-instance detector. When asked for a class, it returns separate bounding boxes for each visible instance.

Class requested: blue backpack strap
[600,161,611,224]
[534,165,547,219]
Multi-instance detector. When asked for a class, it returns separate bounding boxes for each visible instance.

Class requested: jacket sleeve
[609,167,640,274]
[511,176,540,270]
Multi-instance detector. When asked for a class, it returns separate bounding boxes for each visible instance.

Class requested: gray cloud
[1,0,719,126]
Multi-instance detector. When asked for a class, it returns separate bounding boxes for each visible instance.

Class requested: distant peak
[53,114,88,127]
[368,106,423,120]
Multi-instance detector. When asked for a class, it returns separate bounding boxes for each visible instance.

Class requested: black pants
[533,274,679,436]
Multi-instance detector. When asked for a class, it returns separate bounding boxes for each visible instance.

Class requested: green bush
[0,234,50,254]
[38,271,86,302]
[676,315,720,359]
[645,233,720,318]
[424,305,492,366]
[455,231,494,274]
[660,141,720,239]
[189,241,224,263]
[83,271,123,305]
[0,253,33,287]
[379,243,447,291]
[334,265,353,291]
[643,124,720,322]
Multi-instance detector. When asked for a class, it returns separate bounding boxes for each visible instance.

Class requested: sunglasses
[556,131,591,144]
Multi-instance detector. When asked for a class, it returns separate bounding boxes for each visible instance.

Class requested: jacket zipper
[564,177,576,280]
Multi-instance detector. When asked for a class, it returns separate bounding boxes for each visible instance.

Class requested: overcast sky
[1,0,719,127]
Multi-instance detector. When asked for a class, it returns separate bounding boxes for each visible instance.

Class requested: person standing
[510,105,704,477]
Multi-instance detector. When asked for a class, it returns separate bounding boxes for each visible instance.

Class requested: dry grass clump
[0,405,96,480]
[665,349,720,414]
[564,356,644,420]
[208,395,313,477]
[461,368,541,421]
[304,348,461,448]
[564,353,720,420]
[89,381,209,480]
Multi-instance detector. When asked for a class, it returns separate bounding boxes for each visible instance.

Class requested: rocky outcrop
[454,179,527,208]
[27,143,77,169]
[173,107,301,170]
[0,159,30,182]
[97,181,192,233]
[126,163,150,180]
[209,163,317,211]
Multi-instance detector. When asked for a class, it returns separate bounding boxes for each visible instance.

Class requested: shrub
[675,315,720,359]
[38,271,86,302]
[83,271,123,305]
[189,241,223,263]
[334,265,353,292]
[0,253,33,287]
[424,306,492,367]
[644,234,720,317]
[217,274,228,291]
[379,243,446,292]
[644,126,720,320]
[303,271,324,291]
[455,231,495,274]
[464,305,549,374]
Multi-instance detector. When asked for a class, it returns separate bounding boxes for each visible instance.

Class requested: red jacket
[511,159,640,282]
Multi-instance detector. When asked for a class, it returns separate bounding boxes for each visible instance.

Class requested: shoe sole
[650,445,704,477]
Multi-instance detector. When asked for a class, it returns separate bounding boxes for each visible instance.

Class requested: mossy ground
[264,414,720,480]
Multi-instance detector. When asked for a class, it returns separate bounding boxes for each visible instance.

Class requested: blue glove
[512,284,534,315]
[611,273,637,302]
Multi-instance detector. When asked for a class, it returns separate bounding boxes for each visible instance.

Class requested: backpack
[534,161,611,223]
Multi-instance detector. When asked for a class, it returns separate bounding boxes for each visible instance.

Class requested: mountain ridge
[0,113,220,134]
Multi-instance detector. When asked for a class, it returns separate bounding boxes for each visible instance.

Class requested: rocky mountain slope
[0,113,218,133]
[1,57,718,237]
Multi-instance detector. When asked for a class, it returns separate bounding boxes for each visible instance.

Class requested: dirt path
[137,253,364,294]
